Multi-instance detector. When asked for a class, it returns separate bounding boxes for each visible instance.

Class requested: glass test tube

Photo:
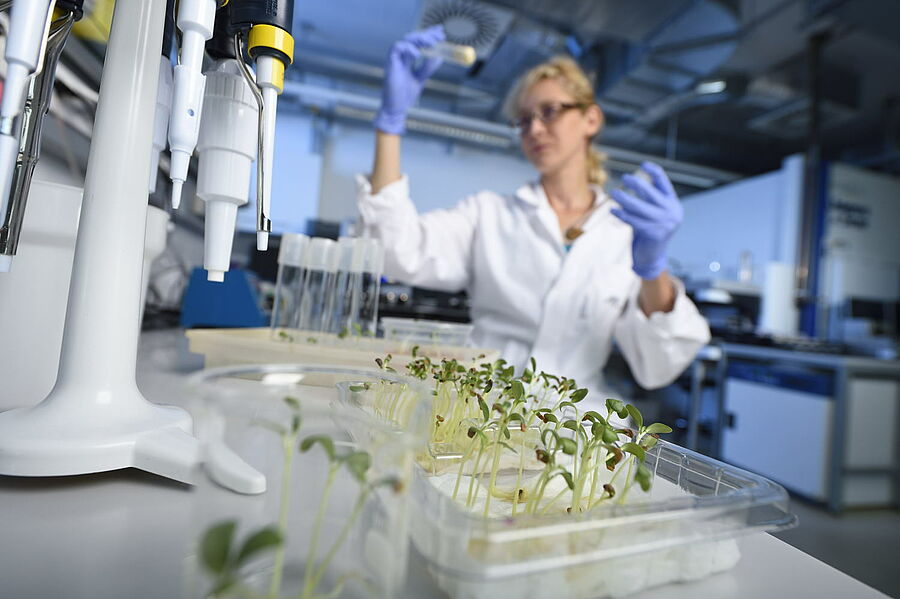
[326,237,367,337]
[270,233,309,339]
[357,238,384,337]
[421,41,477,67]
[296,237,338,333]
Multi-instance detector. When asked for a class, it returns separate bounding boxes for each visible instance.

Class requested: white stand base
[0,392,199,483]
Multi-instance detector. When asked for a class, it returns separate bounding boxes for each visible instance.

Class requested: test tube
[296,237,338,333]
[326,237,367,337]
[356,238,384,337]
[421,41,477,67]
[271,233,308,339]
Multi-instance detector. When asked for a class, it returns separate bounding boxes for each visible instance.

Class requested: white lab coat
[357,175,710,405]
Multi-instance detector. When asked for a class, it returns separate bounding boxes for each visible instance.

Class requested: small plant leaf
[622,442,646,462]
[636,463,653,491]
[562,419,579,432]
[200,520,237,574]
[605,398,628,418]
[626,404,643,430]
[236,526,283,565]
[291,414,301,434]
[300,435,335,460]
[559,437,577,455]
[543,413,559,424]
[644,422,673,435]
[560,471,575,490]
[639,435,659,450]
[582,411,606,425]
[345,451,371,483]
[570,388,588,403]
[601,426,619,444]
[509,380,525,400]
[477,398,489,422]
[283,396,300,411]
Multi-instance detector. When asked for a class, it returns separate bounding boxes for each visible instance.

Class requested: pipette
[167,0,217,210]
[0,0,56,232]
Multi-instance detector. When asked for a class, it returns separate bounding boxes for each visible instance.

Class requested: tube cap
[359,238,384,275]
[337,236,367,273]
[303,237,337,272]
[278,233,309,267]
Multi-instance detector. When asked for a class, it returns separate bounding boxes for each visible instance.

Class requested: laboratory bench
[0,329,891,599]
[680,341,900,513]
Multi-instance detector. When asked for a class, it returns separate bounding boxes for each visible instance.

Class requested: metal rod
[797,31,830,334]
[0,11,76,257]
[232,32,270,236]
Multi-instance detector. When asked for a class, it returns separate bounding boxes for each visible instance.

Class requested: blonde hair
[504,56,608,187]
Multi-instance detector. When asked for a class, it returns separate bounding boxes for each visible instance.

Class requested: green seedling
[198,395,404,599]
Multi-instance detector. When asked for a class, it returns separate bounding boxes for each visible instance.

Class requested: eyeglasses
[511,102,585,135]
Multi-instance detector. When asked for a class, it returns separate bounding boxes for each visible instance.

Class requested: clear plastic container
[407,439,797,598]
[381,317,474,347]
[185,363,431,599]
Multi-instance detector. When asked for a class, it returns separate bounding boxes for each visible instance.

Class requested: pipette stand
[0,0,200,483]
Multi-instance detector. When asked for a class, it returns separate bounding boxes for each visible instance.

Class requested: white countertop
[0,329,889,599]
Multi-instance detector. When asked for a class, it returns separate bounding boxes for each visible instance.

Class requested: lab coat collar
[513,181,609,212]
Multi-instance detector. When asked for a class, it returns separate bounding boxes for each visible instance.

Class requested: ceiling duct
[417,0,515,59]
[745,58,860,139]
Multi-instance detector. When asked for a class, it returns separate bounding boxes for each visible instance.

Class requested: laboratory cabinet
[720,351,899,510]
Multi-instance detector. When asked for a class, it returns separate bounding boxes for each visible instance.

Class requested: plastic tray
[185,327,498,372]
[380,317,473,347]
[408,440,797,598]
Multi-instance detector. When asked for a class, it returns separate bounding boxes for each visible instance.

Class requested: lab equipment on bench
[180,268,268,329]
[0,0,200,483]
[269,236,385,339]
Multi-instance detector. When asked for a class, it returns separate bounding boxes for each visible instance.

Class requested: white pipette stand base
[0,398,198,483]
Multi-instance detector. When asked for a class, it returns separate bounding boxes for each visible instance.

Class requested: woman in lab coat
[358,27,710,401]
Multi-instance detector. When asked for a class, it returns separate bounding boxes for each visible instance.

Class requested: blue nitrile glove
[374,26,446,135]
[610,161,683,280]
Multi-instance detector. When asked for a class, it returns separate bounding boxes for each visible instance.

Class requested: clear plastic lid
[303,237,338,272]
[277,232,309,267]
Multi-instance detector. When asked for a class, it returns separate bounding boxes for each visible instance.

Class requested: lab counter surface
[0,329,890,599]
